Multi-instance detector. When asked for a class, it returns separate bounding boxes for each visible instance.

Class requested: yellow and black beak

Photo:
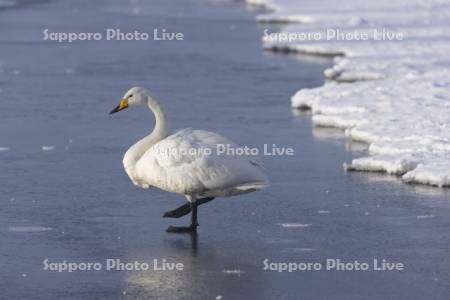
[109,98,129,115]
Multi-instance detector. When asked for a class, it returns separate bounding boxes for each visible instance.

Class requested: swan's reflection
[164,231,198,254]
[123,234,197,298]
[122,233,228,299]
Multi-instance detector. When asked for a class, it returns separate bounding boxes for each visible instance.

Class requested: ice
[248,0,450,187]
[7,226,53,232]
[417,214,435,219]
[282,248,315,253]
[276,223,311,228]
[263,238,297,244]
[41,146,55,151]
[222,270,245,275]
[0,0,15,9]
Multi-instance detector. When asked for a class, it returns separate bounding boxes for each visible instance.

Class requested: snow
[248,0,450,187]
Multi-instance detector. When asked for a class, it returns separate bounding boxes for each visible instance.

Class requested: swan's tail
[200,181,270,198]
[235,181,270,192]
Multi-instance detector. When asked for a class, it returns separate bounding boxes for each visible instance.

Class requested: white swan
[110,87,269,232]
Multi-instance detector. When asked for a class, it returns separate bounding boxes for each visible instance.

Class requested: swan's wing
[135,128,269,196]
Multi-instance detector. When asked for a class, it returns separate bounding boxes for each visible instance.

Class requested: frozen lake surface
[1,0,450,299]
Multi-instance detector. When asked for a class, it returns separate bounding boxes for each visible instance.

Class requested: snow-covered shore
[248,0,450,187]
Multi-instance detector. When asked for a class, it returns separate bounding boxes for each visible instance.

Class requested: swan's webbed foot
[166,224,198,233]
[163,197,215,218]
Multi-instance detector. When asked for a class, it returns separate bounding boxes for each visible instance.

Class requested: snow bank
[248,0,450,187]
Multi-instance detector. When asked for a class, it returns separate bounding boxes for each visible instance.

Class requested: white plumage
[110,87,268,232]
[135,128,268,197]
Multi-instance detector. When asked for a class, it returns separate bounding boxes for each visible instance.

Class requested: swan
[110,87,269,232]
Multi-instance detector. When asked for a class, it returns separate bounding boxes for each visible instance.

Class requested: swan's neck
[123,96,169,170]
[146,96,169,141]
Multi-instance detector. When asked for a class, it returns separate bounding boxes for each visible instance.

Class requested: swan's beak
[109,98,129,115]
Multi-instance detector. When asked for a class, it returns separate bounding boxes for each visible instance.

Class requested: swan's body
[129,128,268,197]
[110,87,268,232]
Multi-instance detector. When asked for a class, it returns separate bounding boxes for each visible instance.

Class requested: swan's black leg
[166,201,199,233]
[163,197,215,218]
[163,203,191,218]
[191,201,198,228]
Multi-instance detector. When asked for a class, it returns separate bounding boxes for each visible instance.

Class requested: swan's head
[109,86,151,114]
